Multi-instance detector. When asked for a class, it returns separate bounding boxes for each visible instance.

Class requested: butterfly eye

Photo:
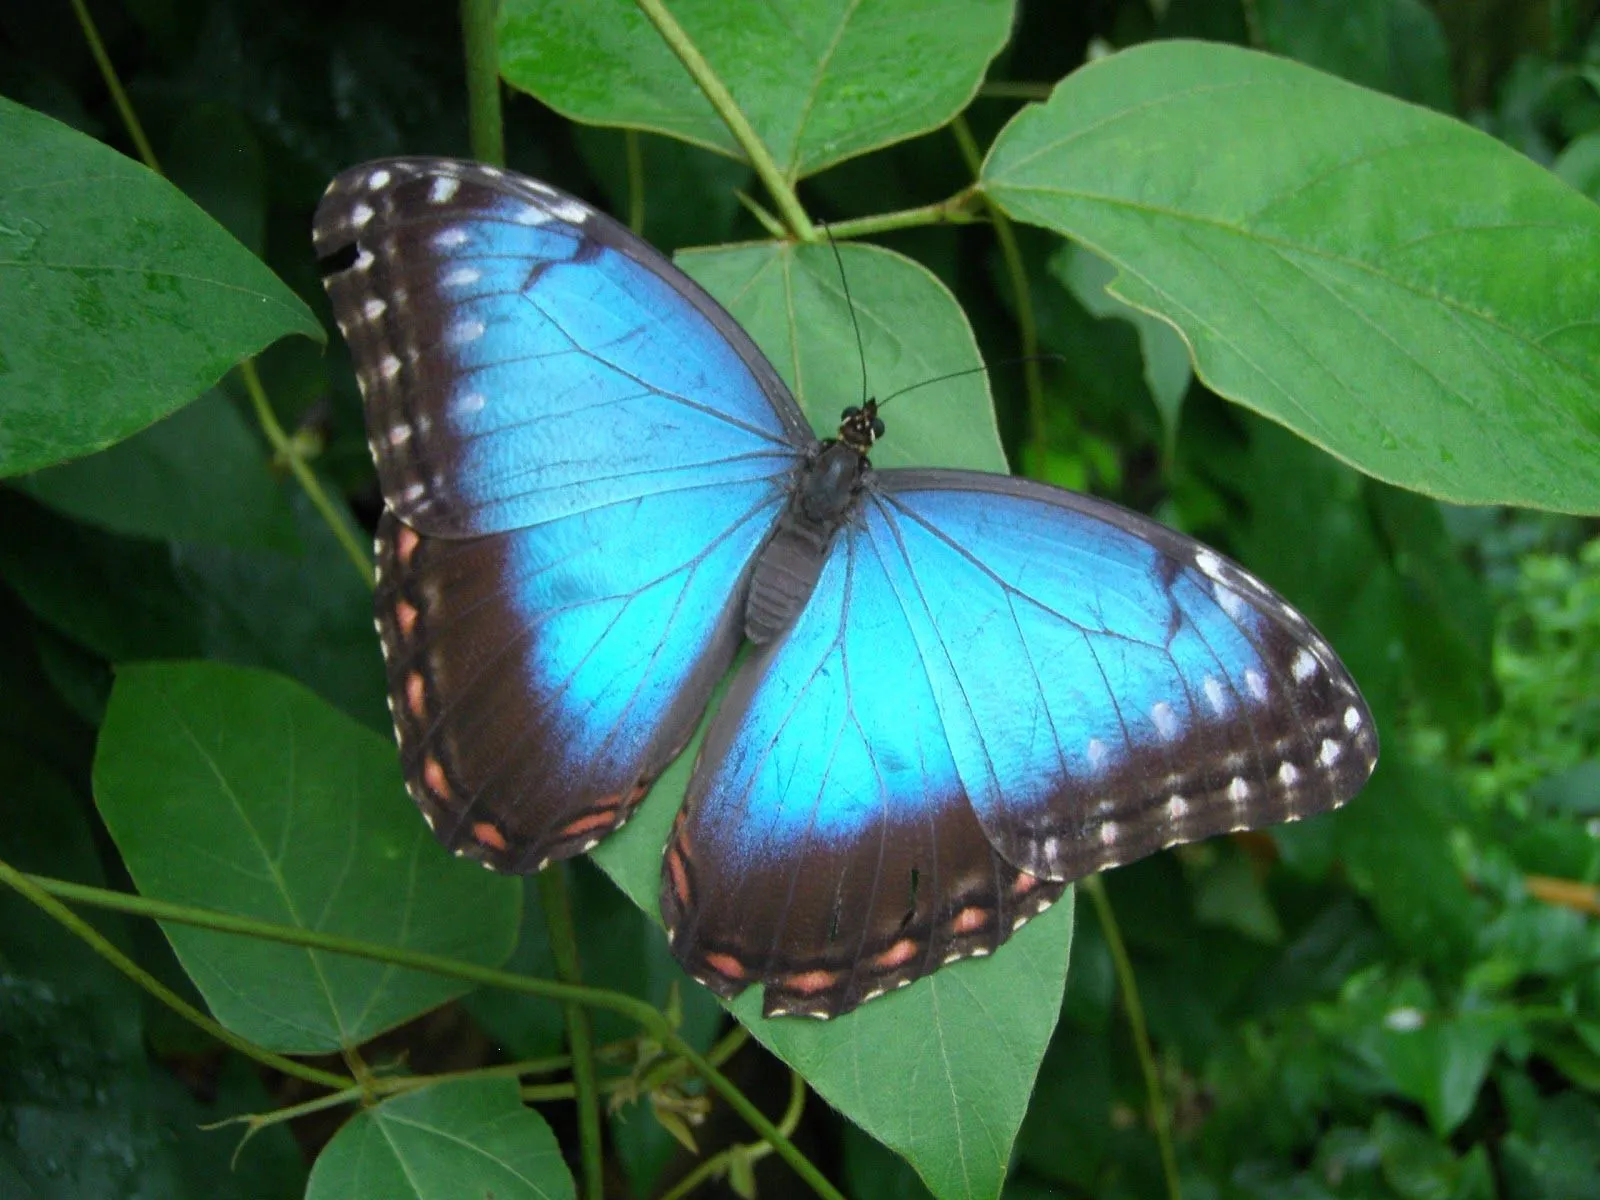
[842,405,861,419]
[871,417,885,439]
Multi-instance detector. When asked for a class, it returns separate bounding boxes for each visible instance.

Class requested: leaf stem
[68,0,161,172]
[461,0,505,166]
[633,0,817,241]
[239,362,375,589]
[1084,876,1182,1200]
[0,858,351,1092]
[538,868,604,1200]
[952,116,1047,456]
[822,191,986,240]
[14,866,845,1200]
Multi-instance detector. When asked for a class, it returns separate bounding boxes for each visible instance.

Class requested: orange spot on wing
[405,671,426,718]
[872,938,919,970]
[780,968,839,996]
[423,757,450,800]
[394,599,418,638]
[558,809,618,839]
[951,906,989,935]
[395,524,420,566]
[665,845,691,905]
[703,952,747,981]
[1012,870,1043,897]
[472,822,508,852]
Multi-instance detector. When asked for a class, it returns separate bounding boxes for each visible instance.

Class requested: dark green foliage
[1,2,1597,1198]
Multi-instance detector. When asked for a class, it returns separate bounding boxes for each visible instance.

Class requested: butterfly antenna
[823,223,871,407]
[877,354,1064,409]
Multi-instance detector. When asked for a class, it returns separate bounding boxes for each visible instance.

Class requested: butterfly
[313,158,1378,1020]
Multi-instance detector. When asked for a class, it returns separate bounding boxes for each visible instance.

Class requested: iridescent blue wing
[664,470,1376,1018]
[314,159,810,870]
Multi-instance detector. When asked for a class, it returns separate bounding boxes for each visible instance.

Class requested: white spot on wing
[1215,584,1248,620]
[1195,550,1225,582]
[1203,675,1227,714]
[380,354,402,379]
[454,391,487,415]
[1344,706,1362,732]
[1245,669,1268,702]
[1087,738,1108,770]
[1227,777,1250,803]
[434,228,469,249]
[363,297,387,320]
[443,266,482,287]
[1167,794,1188,818]
[1292,648,1318,682]
[550,197,589,224]
[367,168,392,189]
[1318,739,1342,767]
[1099,822,1119,845]
[349,202,374,228]
[1278,762,1300,787]
[429,175,461,203]
[447,319,486,345]
[1151,701,1179,740]
[514,206,550,226]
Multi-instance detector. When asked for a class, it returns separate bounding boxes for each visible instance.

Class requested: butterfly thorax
[744,440,868,645]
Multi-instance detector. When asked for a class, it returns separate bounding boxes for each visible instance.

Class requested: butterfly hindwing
[315,159,812,869]
[664,469,1375,1017]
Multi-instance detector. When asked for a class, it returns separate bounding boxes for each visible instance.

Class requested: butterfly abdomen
[745,443,866,644]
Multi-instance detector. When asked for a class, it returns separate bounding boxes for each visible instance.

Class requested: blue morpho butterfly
[313,158,1377,1020]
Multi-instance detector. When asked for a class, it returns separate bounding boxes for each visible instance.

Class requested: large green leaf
[498,0,1013,180]
[305,1079,573,1200]
[983,41,1600,514]
[0,97,320,477]
[93,662,521,1053]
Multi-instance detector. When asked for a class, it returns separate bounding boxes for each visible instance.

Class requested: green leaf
[305,1079,574,1200]
[983,41,1600,514]
[498,0,1013,179]
[1499,1093,1600,1200]
[93,662,521,1053]
[677,241,1005,470]
[0,97,321,477]
[17,389,298,551]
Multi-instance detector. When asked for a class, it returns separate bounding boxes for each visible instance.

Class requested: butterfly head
[838,400,885,453]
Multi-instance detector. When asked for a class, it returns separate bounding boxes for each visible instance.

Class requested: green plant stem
[68,0,161,172]
[12,866,845,1200]
[734,191,789,240]
[625,129,646,234]
[658,1068,808,1200]
[0,858,350,1092]
[1084,876,1181,1200]
[633,0,817,241]
[239,361,375,589]
[952,116,1047,454]
[822,192,986,240]
[461,0,505,165]
[537,867,604,1200]
[72,0,372,590]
